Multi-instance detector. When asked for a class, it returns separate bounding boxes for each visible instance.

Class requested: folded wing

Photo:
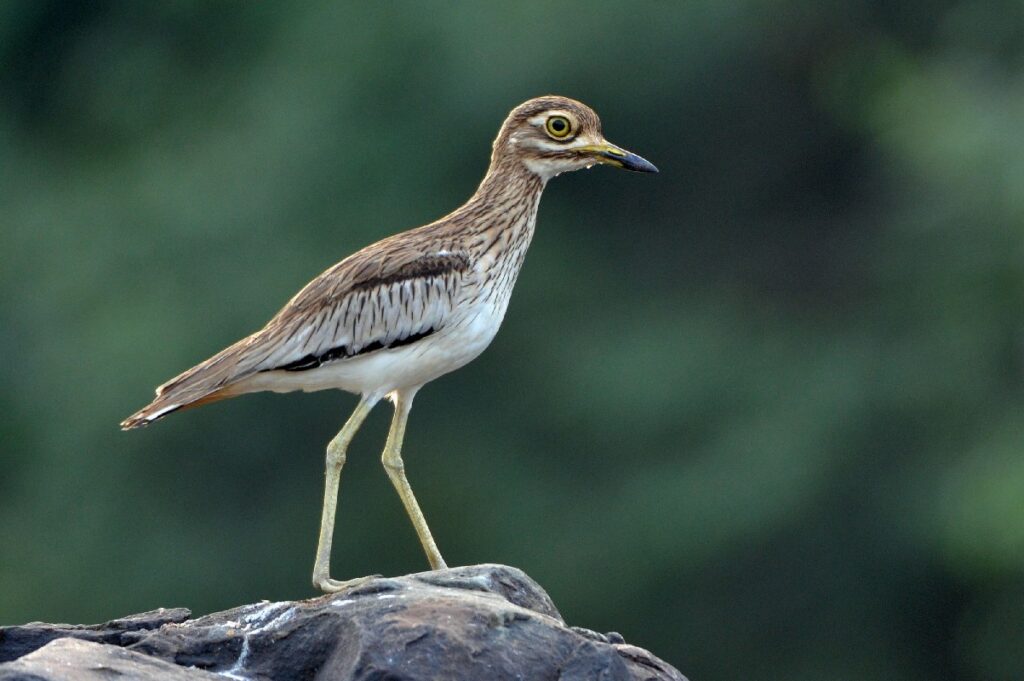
[120,244,472,429]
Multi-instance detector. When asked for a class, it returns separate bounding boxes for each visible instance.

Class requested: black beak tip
[623,153,659,174]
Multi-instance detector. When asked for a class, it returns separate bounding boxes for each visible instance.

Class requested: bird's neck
[474,156,548,199]
[457,158,546,243]
[449,159,545,304]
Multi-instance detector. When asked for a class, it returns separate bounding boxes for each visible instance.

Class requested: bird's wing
[249,243,473,373]
[121,241,473,429]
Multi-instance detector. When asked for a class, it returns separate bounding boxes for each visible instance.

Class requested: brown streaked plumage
[122,95,657,592]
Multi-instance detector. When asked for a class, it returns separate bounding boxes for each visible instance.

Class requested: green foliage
[1,2,1022,679]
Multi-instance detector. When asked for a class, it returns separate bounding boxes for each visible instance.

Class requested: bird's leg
[381,389,447,571]
[313,395,378,593]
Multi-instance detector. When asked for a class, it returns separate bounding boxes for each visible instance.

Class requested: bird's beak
[579,141,659,173]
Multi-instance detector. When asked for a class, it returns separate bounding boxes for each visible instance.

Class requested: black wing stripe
[350,253,471,292]
[268,327,436,373]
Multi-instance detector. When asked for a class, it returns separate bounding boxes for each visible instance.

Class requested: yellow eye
[545,115,572,139]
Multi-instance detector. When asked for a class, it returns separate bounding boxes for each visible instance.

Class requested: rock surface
[0,638,222,680]
[0,564,685,681]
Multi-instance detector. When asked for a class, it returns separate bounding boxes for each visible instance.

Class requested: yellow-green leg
[312,395,378,592]
[382,389,447,570]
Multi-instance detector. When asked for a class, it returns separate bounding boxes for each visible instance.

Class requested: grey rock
[0,564,685,681]
[0,638,220,681]
[0,608,191,664]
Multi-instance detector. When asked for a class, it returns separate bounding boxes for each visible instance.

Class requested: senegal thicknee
[122,95,658,592]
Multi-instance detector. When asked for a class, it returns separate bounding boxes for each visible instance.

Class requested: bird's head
[491,95,658,181]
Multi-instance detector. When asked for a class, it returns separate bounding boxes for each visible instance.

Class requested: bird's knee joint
[382,457,404,473]
[326,442,348,468]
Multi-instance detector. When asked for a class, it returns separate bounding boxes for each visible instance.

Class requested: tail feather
[120,388,235,430]
[120,337,257,430]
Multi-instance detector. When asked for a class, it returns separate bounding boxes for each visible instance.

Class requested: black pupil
[551,118,566,132]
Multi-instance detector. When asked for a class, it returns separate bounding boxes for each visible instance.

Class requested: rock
[0,608,190,664]
[0,564,685,681]
[0,638,221,680]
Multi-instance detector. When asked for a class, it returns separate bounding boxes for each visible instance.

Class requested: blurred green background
[2,1,1022,679]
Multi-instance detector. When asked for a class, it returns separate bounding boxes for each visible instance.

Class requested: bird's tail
[120,337,256,430]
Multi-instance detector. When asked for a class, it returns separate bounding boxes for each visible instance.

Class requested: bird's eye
[545,115,572,139]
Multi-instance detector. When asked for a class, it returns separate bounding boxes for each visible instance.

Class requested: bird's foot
[314,573,382,594]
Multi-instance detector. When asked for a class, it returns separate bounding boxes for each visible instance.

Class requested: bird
[121,95,657,592]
